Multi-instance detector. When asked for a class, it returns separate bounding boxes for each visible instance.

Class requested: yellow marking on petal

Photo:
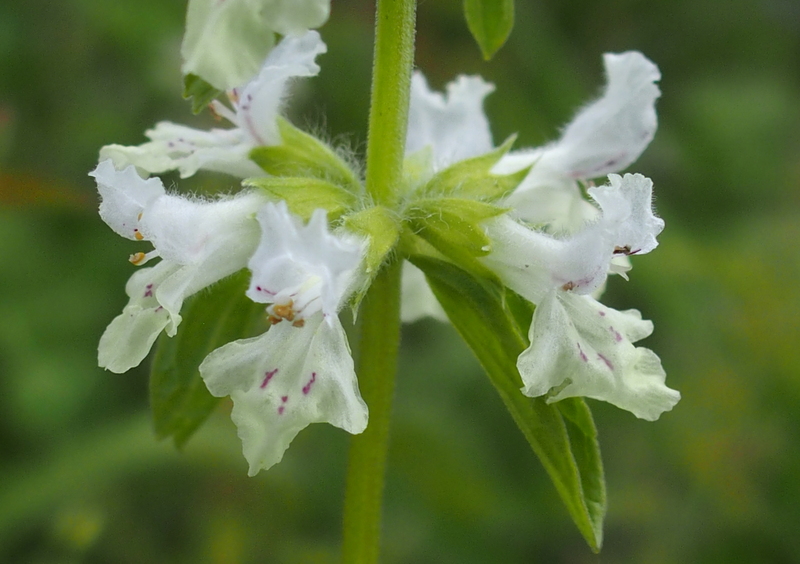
[134,230,144,241]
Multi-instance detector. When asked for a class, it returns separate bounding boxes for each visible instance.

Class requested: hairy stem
[363,0,417,205]
[341,258,403,563]
[341,1,415,560]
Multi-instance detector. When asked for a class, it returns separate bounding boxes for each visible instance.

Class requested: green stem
[341,260,402,563]
[342,1,415,560]
[363,0,417,205]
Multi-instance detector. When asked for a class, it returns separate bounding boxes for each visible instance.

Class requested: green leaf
[420,136,528,201]
[182,73,223,115]
[244,176,357,221]
[463,0,515,60]
[412,255,605,551]
[150,270,266,448]
[406,198,506,279]
[249,118,361,191]
[344,206,400,276]
[557,398,607,547]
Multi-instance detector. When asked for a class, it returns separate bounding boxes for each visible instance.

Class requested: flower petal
[235,30,327,147]
[181,0,274,92]
[142,190,265,265]
[106,32,326,179]
[100,122,264,179]
[181,0,329,91]
[406,72,495,170]
[98,261,177,373]
[518,291,679,420]
[260,0,330,36]
[246,202,365,320]
[400,261,447,323]
[90,160,165,240]
[588,173,663,255]
[199,314,367,475]
[483,173,663,300]
[535,51,661,181]
[498,51,660,226]
[493,154,599,229]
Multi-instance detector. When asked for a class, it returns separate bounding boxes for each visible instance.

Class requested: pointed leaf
[412,255,605,551]
[249,117,361,191]
[557,398,607,547]
[244,176,357,221]
[421,136,527,201]
[150,270,267,447]
[463,0,515,60]
[406,198,506,280]
[344,206,400,276]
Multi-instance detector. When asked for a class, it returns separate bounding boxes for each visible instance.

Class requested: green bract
[418,136,527,201]
[344,207,401,276]
[250,118,361,191]
[244,177,357,221]
[405,198,507,280]
[243,116,526,288]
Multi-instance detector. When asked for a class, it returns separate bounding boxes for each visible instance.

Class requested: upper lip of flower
[245,200,367,325]
[98,31,327,180]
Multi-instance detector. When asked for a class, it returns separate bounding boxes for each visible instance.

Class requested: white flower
[91,159,266,373]
[494,52,662,229]
[200,201,368,475]
[521,290,678,420]
[246,202,365,324]
[406,72,495,171]
[482,173,663,301]
[181,0,330,91]
[482,173,679,419]
[400,261,447,323]
[400,71,495,322]
[101,31,326,179]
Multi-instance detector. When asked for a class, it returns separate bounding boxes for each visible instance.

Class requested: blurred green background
[2,0,799,562]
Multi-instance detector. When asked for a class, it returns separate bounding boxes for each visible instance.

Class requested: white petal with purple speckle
[518,290,679,420]
[200,314,368,475]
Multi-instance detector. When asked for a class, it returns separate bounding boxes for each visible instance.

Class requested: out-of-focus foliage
[1,0,799,562]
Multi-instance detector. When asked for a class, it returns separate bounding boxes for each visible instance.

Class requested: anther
[208,102,223,122]
[272,302,295,321]
[129,252,147,265]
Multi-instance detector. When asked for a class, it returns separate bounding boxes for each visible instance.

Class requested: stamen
[129,252,147,265]
[272,302,295,322]
[562,281,576,291]
[128,250,158,266]
[614,245,640,256]
[210,100,238,124]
